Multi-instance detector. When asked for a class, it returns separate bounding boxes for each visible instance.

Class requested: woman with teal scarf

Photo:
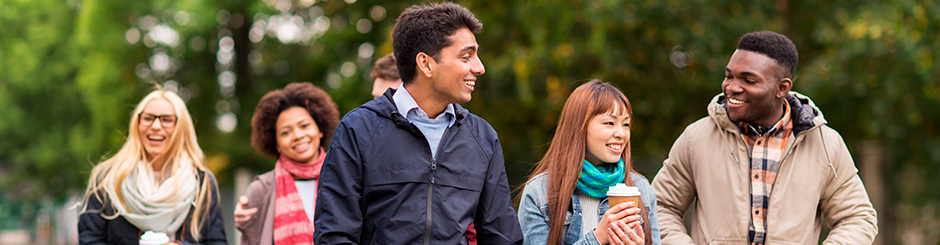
[518,80,660,245]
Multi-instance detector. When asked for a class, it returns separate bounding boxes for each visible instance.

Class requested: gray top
[577,191,602,239]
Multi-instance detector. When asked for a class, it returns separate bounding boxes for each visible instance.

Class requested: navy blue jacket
[314,89,523,244]
[78,171,227,245]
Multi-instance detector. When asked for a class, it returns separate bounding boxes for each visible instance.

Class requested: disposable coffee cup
[607,183,641,208]
[140,230,170,245]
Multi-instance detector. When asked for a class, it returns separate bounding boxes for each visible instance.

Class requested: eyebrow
[459,45,478,53]
[725,67,759,77]
[602,114,630,120]
[278,119,310,130]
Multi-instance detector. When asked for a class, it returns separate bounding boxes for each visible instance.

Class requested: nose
[613,126,625,138]
[724,78,744,94]
[471,56,485,75]
[151,120,163,129]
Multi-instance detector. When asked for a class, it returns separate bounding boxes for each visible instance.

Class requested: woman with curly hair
[79,88,226,245]
[234,82,340,245]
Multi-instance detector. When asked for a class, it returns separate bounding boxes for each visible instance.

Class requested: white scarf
[108,157,198,236]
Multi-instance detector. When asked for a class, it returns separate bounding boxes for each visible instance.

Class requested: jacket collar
[363,88,467,127]
[708,91,826,136]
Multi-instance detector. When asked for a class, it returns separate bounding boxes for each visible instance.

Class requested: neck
[403,83,448,118]
[753,99,788,128]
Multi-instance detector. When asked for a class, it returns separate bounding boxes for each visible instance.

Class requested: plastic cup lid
[606,183,641,196]
[140,230,170,244]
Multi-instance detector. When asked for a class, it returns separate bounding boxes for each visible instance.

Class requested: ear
[777,77,792,98]
[415,52,435,79]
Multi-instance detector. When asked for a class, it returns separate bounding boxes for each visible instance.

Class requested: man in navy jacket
[314,2,523,244]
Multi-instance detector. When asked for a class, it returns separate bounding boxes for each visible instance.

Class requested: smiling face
[722,49,791,127]
[428,27,485,105]
[584,106,631,166]
[138,99,177,160]
[274,107,323,164]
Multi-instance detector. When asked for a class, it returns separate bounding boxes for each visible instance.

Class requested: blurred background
[1,0,938,244]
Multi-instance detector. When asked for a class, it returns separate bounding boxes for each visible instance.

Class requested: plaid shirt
[739,102,793,245]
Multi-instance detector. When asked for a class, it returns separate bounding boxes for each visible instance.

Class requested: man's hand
[234,195,258,226]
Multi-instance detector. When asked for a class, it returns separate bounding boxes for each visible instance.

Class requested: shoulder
[522,173,549,193]
[246,170,276,197]
[684,117,721,137]
[630,172,655,197]
[455,108,499,155]
[198,170,219,184]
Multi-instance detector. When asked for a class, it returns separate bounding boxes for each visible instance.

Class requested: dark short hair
[370,53,399,81]
[392,2,482,84]
[251,82,339,159]
[737,31,799,78]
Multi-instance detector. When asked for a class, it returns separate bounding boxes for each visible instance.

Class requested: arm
[78,193,109,245]
[314,120,364,244]
[647,184,662,245]
[651,132,696,244]
[236,178,269,245]
[819,129,878,244]
[474,139,524,245]
[179,173,228,245]
[517,180,555,245]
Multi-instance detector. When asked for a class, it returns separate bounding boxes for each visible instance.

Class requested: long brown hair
[522,80,651,245]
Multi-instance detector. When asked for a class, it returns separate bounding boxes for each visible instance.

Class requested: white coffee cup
[606,183,641,208]
[140,230,171,245]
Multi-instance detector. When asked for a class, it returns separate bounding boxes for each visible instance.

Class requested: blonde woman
[79,89,226,245]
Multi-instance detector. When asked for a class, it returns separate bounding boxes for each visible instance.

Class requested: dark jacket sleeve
[179,172,228,245]
[78,193,110,245]
[474,138,524,244]
[314,118,365,244]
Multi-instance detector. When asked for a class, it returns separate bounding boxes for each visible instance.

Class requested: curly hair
[392,2,482,84]
[370,53,399,81]
[737,31,799,78]
[251,82,339,159]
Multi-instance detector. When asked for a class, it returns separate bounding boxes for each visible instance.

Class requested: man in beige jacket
[651,31,878,244]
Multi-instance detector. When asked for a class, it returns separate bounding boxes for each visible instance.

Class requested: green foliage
[2,0,939,242]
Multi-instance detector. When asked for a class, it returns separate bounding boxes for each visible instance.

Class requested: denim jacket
[519,172,660,245]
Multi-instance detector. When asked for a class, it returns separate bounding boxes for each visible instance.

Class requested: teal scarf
[576,158,625,198]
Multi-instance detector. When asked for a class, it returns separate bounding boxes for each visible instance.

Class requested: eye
[724,74,732,80]
[603,121,615,126]
[623,123,630,128]
[301,123,310,128]
[280,130,290,136]
[745,79,757,84]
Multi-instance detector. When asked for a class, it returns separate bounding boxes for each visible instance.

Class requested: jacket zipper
[424,126,450,245]
[368,229,378,245]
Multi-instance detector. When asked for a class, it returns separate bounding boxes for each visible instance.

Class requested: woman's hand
[593,201,641,244]
[234,196,258,226]
[607,219,644,245]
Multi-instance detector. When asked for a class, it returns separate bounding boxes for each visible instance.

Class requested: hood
[707,91,827,136]
[362,88,469,127]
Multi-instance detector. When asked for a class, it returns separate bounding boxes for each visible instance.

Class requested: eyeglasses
[139,113,177,128]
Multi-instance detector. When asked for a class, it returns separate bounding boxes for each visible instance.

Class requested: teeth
[607,144,622,150]
[293,143,308,150]
[728,98,745,104]
[148,136,165,141]
[465,81,475,86]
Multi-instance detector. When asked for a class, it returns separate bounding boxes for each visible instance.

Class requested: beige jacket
[652,92,877,245]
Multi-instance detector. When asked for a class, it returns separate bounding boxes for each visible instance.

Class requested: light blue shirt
[294,179,317,223]
[393,87,456,158]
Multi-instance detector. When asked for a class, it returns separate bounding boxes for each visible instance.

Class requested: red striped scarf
[274,148,325,245]
[739,103,793,245]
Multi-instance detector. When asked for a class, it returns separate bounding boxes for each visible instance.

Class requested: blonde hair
[81,89,213,240]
